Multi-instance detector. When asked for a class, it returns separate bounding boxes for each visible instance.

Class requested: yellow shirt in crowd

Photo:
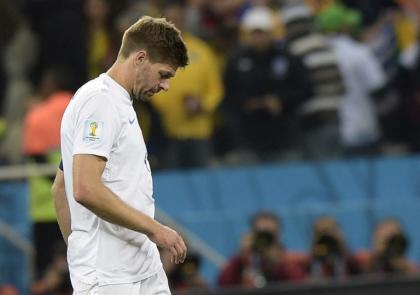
[152,33,223,140]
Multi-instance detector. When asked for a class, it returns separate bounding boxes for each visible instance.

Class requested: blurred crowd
[0,0,420,294]
[0,0,420,169]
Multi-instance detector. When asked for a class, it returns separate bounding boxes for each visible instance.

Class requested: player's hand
[240,232,254,255]
[149,224,187,264]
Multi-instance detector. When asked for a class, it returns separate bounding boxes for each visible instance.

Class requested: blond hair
[119,16,189,68]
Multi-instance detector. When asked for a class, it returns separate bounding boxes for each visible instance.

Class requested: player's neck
[107,60,132,94]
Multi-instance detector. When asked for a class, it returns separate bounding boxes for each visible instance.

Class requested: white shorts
[73,268,171,295]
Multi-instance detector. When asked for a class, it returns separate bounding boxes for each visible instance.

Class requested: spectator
[360,2,401,82]
[0,0,19,114]
[160,248,208,291]
[1,0,38,164]
[397,5,420,152]
[318,3,386,156]
[223,5,310,163]
[25,0,87,91]
[356,218,418,275]
[84,0,121,79]
[23,65,75,157]
[197,0,245,63]
[307,216,361,280]
[0,285,18,295]
[218,211,306,288]
[22,65,74,276]
[359,2,409,150]
[31,242,72,295]
[305,0,334,13]
[281,1,345,160]
[151,0,223,169]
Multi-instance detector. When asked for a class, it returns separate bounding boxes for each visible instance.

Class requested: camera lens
[385,234,407,257]
[314,234,340,259]
[252,231,275,253]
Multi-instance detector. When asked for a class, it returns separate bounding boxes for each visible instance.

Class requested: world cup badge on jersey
[83,119,103,142]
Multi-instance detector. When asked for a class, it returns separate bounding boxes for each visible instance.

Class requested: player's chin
[143,91,156,101]
[137,95,149,102]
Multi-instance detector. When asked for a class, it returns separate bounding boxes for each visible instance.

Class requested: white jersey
[60,73,161,291]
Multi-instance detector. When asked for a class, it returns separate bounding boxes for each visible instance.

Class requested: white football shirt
[60,73,161,291]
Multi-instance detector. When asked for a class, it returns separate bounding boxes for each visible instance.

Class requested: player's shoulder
[73,75,114,106]
[75,75,110,97]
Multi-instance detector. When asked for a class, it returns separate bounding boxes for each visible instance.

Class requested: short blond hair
[119,16,189,68]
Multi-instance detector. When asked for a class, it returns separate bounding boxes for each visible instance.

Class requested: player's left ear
[134,50,147,66]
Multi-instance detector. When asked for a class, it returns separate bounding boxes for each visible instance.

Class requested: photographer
[31,242,72,295]
[308,216,361,280]
[160,248,208,291]
[218,211,306,288]
[363,218,418,275]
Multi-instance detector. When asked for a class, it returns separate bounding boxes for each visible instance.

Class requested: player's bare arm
[73,154,187,264]
[51,168,71,245]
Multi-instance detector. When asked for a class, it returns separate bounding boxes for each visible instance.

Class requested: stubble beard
[130,90,150,102]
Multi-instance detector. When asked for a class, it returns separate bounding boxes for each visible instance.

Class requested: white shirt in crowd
[330,35,386,147]
[60,73,161,292]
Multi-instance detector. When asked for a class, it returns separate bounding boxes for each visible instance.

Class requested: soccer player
[51,16,189,295]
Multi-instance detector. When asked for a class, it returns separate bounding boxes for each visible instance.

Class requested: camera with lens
[373,233,410,273]
[251,230,276,254]
[384,233,408,258]
[313,234,342,261]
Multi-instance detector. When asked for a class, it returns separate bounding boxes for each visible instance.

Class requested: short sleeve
[72,94,120,160]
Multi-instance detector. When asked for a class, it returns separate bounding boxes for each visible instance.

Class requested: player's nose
[159,80,169,92]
